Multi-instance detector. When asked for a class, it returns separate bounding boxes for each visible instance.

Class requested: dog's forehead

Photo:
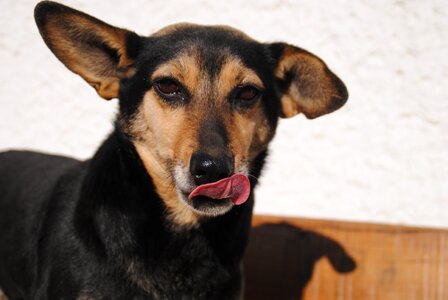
[143,23,270,82]
[151,23,254,41]
[150,49,264,90]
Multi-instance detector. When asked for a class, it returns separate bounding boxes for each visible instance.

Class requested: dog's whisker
[247,173,260,182]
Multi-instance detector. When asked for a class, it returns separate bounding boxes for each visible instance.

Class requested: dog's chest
[126,232,242,299]
[76,230,242,300]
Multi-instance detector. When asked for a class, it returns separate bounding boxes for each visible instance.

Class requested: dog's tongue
[188,173,250,205]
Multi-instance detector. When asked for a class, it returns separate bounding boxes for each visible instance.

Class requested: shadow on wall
[243,223,356,300]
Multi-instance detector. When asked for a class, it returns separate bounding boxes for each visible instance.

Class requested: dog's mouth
[188,173,251,205]
[177,173,251,216]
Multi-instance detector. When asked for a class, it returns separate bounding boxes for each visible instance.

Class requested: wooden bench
[244,215,448,300]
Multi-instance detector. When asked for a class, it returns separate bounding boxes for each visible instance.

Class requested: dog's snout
[190,152,233,185]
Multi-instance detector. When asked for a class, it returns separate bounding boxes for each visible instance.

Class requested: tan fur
[125,52,208,226]
[151,52,201,95]
[217,56,263,93]
[216,56,272,166]
[126,49,273,226]
[275,45,343,119]
[228,103,273,165]
[42,11,275,224]
[131,94,200,227]
[43,14,135,100]
[36,1,346,226]
[0,290,8,300]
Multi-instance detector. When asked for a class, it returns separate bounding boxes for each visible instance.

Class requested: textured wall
[0,0,447,228]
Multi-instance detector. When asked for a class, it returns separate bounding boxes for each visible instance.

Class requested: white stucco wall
[0,0,447,228]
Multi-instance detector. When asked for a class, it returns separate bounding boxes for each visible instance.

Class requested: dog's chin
[179,192,234,217]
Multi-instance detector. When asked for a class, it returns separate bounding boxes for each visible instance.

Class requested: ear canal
[34,1,141,100]
[269,43,348,119]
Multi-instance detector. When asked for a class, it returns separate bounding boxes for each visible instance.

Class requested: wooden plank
[244,215,448,300]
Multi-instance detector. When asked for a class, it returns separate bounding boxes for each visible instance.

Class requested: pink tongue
[188,173,251,205]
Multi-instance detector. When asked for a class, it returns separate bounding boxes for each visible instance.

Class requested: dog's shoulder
[0,150,82,196]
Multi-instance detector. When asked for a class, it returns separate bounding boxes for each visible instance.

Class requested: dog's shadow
[243,222,356,300]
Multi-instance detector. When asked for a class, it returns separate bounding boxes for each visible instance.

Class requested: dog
[0,1,348,299]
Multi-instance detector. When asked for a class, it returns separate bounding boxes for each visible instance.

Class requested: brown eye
[234,85,260,107]
[155,78,180,95]
[153,78,187,105]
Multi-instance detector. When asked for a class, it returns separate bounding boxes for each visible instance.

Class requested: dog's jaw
[135,140,255,225]
[133,143,201,227]
[134,142,253,227]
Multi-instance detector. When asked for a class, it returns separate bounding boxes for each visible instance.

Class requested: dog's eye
[237,86,258,101]
[234,85,260,107]
[155,78,181,95]
[153,78,187,105]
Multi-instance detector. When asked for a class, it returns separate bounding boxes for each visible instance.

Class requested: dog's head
[35,1,348,226]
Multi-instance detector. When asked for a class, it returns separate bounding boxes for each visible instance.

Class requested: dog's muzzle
[180,152,251,215]
[189,152,233,185]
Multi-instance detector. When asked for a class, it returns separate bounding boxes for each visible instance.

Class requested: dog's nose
[190,152,233,185]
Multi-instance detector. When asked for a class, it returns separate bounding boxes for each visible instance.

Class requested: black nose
[190,152,233,185]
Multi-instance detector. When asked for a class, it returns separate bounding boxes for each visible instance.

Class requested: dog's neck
[75,127,257,296]
[77,126,259,264]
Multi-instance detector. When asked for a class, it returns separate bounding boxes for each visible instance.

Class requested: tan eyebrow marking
[151,51,201,93]
[217,56,264,98]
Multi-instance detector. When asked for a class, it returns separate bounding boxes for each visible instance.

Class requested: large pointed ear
[269,43,348,119]
[34,1,141,100]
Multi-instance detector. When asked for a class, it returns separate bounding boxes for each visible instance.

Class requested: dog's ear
[34,1,141,100]
[269,43,348,119]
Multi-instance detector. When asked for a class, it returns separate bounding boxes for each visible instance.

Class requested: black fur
[0,129,256,299]
[0,2,348,299]
[0,10,273,299]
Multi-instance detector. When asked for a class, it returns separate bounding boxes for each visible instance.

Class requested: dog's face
[35,2,348,226]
